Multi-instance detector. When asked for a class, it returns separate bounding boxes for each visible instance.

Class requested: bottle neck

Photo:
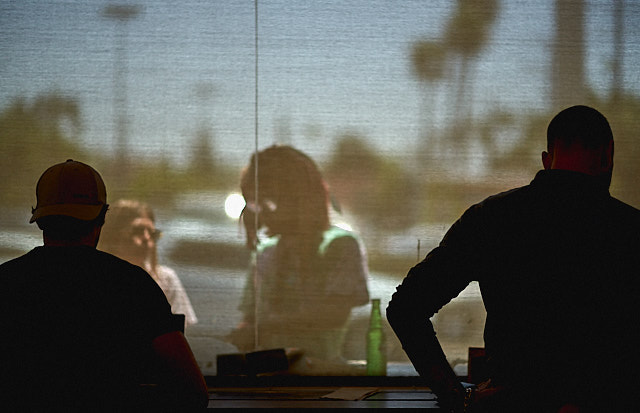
[369,299,382,328]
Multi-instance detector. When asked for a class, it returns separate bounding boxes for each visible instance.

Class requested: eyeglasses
[130,225,162,241]
[245,199,277,214]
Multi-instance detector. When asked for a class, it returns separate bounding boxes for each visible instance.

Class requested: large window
[2,0,639,376]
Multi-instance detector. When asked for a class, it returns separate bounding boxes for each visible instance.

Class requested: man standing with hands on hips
[387,106,640,412]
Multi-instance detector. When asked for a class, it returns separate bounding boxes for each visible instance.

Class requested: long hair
[98,199,157,272]
[240,145,330,249]
[240,146,332,315]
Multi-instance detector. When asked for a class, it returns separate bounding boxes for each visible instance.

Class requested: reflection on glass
[98,200,198,328]
[227,145,370,372]
[0,1,639,376]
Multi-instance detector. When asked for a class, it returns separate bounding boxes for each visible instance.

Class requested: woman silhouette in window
[229,145,369,364]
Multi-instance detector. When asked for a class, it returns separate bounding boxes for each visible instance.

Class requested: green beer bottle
[366,298,387,376]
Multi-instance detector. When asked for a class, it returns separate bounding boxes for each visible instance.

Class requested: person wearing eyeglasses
[228,145,370,369]
[99,199,198,328]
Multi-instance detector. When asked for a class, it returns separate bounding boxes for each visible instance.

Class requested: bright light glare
[334,221,353,232]
[224,193,245,220]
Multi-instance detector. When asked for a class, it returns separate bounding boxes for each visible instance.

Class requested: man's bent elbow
[386,296,406,334]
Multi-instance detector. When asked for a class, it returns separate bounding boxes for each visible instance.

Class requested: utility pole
[102,4,141,174]
[551,0,585,111]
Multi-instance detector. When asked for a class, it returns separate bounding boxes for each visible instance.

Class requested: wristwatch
[463,386,475,411]
[445,386,475,413]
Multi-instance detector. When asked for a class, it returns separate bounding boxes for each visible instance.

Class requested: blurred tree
[411,0,499,172]
[190,127,217,180]
[411,40,448,83]
[551,0,585,110]
[487,93,640,209]
[192,81,218,178]
[611,0,624,104]
[411,40,448,151]
[0,92,87,208]
[325,133,418,233]
[444,0,499,116]
[0,91,235,215]
[487,111,547,175]
[595,94,640,208]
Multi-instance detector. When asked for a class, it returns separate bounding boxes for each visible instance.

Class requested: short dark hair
[36,205,107,241]
[547,105,613,152]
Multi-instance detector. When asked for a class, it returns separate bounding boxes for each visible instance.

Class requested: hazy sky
[1,0,639,167]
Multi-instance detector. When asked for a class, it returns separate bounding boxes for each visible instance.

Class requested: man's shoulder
[93,248,144,270]
[67,247,151,277]
[0,247,42,276]
[91,250,163,289]
[482,185,526,204]
[609,195,640,215]
[606,196,640,232]
[0,246,150,281]
[463,184,530,217]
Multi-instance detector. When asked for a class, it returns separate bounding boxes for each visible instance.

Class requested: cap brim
[30,203,105,223]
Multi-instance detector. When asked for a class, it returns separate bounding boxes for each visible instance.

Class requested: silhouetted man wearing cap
[0,160,208,411]
[387,106,640,412]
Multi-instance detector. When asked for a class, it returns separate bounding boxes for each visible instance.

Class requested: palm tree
[410,40,448,150]
[410,0,499,168]
[443,0,499,120]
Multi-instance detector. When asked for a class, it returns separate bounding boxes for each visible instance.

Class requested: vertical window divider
[252,0,260,352]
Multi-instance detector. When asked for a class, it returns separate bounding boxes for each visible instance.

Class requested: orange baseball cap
[30,159,107,223]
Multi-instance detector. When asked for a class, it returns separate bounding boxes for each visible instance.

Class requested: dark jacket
[387,169,640,411]
[0,246,175,410]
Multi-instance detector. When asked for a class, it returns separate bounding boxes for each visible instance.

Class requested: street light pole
[102,4,141,174]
